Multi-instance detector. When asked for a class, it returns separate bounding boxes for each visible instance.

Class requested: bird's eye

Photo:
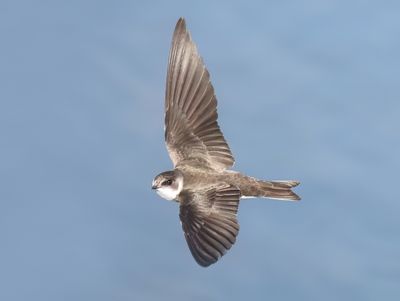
[162,179,173,186]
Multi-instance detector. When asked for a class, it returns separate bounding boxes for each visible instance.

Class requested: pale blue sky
[1,1,400,300]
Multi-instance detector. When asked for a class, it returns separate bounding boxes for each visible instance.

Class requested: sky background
[1,0,400,300]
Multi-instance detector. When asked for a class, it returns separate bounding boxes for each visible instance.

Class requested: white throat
[156,178,183,201]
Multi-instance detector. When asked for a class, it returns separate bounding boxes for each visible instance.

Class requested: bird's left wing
[179,185,240,267]
[164,18,234,171]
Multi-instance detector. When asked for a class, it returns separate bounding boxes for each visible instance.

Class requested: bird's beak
[151,182,158,190]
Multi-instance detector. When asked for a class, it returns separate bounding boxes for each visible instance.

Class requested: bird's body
[170,165,299,200]
[151,18,300,267]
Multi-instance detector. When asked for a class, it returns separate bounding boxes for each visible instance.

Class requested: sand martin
[152,18,300,267]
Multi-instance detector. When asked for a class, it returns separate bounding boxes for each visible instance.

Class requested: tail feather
[239,176,301,201]
[258,180,301,201]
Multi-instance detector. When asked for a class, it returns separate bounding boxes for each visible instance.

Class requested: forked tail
[239,176,301,201]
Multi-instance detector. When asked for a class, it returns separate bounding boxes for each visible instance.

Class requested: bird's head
[151,170,183,201]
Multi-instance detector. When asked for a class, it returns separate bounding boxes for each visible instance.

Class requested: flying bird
[152,18,300,267]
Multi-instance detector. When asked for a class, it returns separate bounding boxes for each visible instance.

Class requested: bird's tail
[239,176,300,201]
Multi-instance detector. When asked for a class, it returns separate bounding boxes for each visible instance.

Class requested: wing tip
[172,17,189,48]
[176,17,186,30]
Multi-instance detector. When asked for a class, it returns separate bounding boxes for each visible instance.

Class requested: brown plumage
[152,18,300,267]
[165,18,234,170]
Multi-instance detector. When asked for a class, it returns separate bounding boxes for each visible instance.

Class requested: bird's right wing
[164,18,234,171]
[179,185,240,267]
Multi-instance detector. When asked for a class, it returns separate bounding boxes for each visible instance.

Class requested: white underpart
[156,178,183,201]
[156,186,179,200]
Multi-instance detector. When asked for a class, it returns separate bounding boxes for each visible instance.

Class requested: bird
[151,18,300,267]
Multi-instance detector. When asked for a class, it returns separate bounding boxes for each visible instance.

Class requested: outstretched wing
[179,185,240,267]
[165,18,234,170]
